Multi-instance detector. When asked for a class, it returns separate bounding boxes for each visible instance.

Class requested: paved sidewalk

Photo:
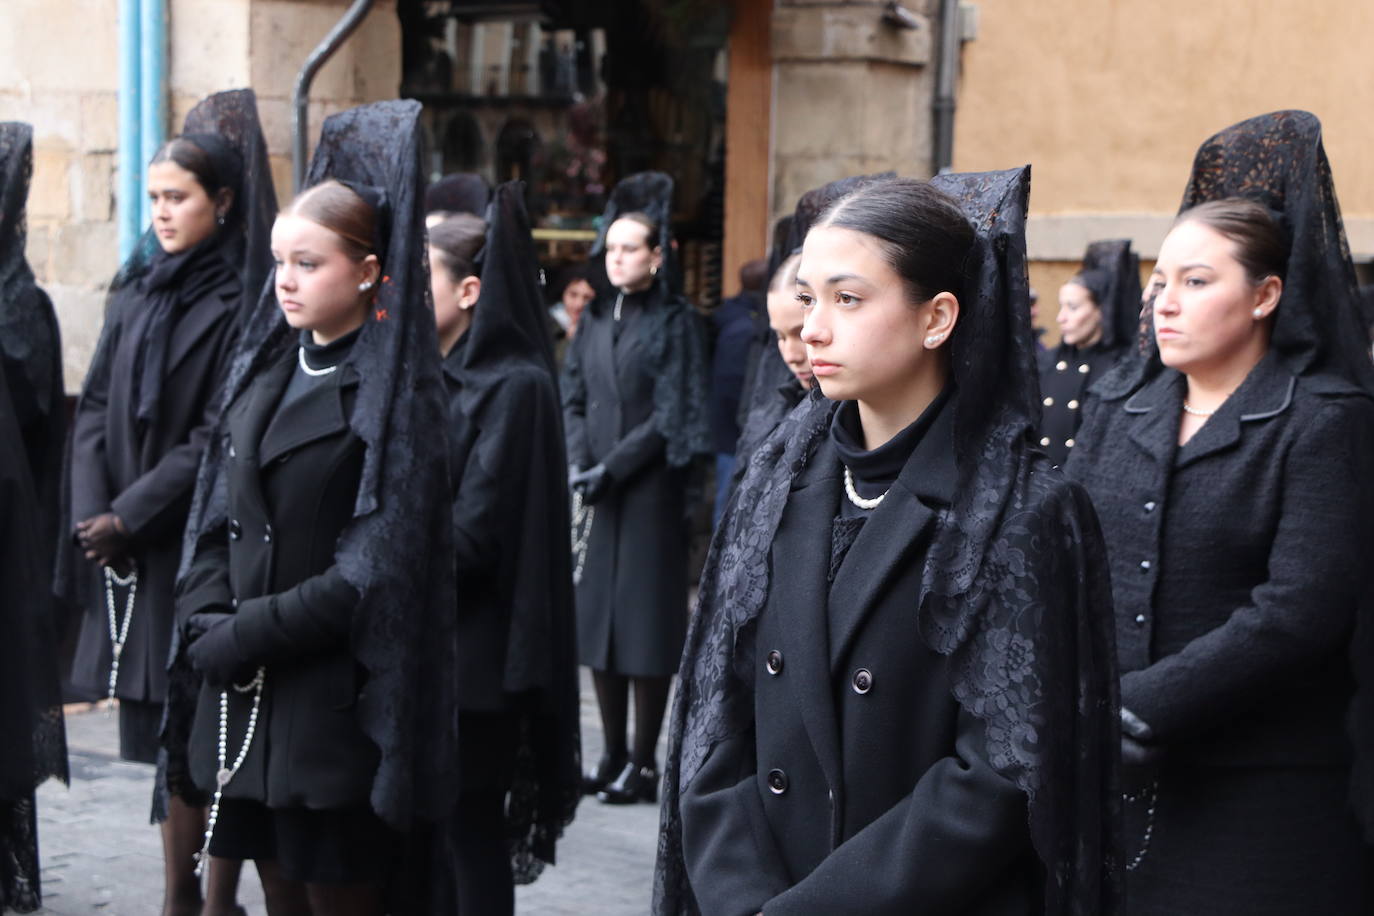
[34,670,662,915]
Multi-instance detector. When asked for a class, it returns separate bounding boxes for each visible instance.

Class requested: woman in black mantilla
[427,186,580,913]
[63,90,273,916]
[0,121,68,916]
[655,170,1120,915]
[1036,239,1139,466]
[1067,111,1374,914]
[175,100,458,915]
[562,171,711,805]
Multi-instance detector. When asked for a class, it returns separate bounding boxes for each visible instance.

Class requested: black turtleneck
[282,325,362,407]
[831,386,953,513]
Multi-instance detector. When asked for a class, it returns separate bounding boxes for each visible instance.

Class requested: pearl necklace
[843,466,887,510]
[1181,401,1214,417]
[297,346,339,377]
[103,565,138,710]
[570,490,595,586]
[195,666,266,878]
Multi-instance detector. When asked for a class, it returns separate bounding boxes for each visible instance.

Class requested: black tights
[452,786,514,915]
[210,857,384,916]
[592,670,671,768]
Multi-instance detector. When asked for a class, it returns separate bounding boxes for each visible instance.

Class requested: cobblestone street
[33,670,661,915]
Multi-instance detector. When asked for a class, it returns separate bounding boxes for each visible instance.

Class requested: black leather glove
[186,612,252,687]
[1121,707,1161,766]
[570,463,613,505]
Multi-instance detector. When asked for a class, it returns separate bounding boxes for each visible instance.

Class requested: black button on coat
[181,350,375,809]
[680,417,1039,915]
[562,293,689,677]
[69,278,238,704]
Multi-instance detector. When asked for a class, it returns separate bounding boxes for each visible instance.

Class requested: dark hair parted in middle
[283,179,377,261]
[1175,196,1289,285]
[429,213,487,283]
[815,177,976,308]
[612,210,660,247]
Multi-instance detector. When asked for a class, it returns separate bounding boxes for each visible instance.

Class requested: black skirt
[208,799,399,885]
[1125,764,1368,915]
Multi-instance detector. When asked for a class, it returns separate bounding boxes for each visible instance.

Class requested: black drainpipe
[932,0,960,174]
[292,0,377,192]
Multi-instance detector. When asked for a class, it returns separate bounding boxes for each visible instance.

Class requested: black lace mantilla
[655,168,1121,915]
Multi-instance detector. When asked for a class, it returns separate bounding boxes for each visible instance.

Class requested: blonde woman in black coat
[1067,112,1374,914]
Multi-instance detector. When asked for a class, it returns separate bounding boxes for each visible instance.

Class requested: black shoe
[581,753,627,796]
[597,762,659,805]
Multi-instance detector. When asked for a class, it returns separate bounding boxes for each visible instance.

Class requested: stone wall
[769,0,935,225]
[0,0,401,390]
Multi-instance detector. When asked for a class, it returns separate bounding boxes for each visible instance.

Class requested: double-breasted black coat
[680,411,1040,915]
[1066,352,1374,912]
[69,277,238,704]
[563,291,688,677]
[1035,341,1123,466]
[181,350,377,809]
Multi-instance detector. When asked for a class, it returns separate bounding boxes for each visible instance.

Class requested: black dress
[1035,341,1123,465]
[562,286,696,676]
[68,243,239,761]
[1066,354,1374,913]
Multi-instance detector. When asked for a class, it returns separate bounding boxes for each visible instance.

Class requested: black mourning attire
[0,125,68,916]
[424,172,492,218]
[1067,111,1374,914]
[1036,240,1139,466]
[561,172,711,678]
[174,101,459,897]
[64,92,274,767]
[656,168,1121,915]
[432,183,580,909]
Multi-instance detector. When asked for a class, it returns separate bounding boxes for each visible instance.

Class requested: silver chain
[570,490,595,586]
[612,290,624,322]
[194,666,266,879]
[103,565,138,710]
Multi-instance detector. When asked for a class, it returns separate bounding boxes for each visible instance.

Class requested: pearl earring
[216,214,225,226]
[1252,307,1264,319]
[358,280,374,292]
[925,334,944,347]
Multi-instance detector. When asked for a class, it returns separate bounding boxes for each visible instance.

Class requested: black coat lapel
[1124,371,1183,469]
[166,290,232,375]
[1176,356,1295,469]
[827,485,936,672]
[227,351,294,519]
[259,368,354,466]
[771,442,844,792]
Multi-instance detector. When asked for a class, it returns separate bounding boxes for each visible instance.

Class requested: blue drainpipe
[117,0,142,259]
[139,0,167,232]
[117,0,166,259]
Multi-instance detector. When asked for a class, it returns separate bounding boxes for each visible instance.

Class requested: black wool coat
[69,279,237,704]
[563,296,688,677]
[1066,353,1374,766]
[1035,341,1123,467]
[680,412,1040,916]
[181,351,377,809]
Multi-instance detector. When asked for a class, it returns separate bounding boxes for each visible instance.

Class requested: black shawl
[176,100,459,832]
[587,171,710,468]
[447,182,580,878]
[655,167,1121,915]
